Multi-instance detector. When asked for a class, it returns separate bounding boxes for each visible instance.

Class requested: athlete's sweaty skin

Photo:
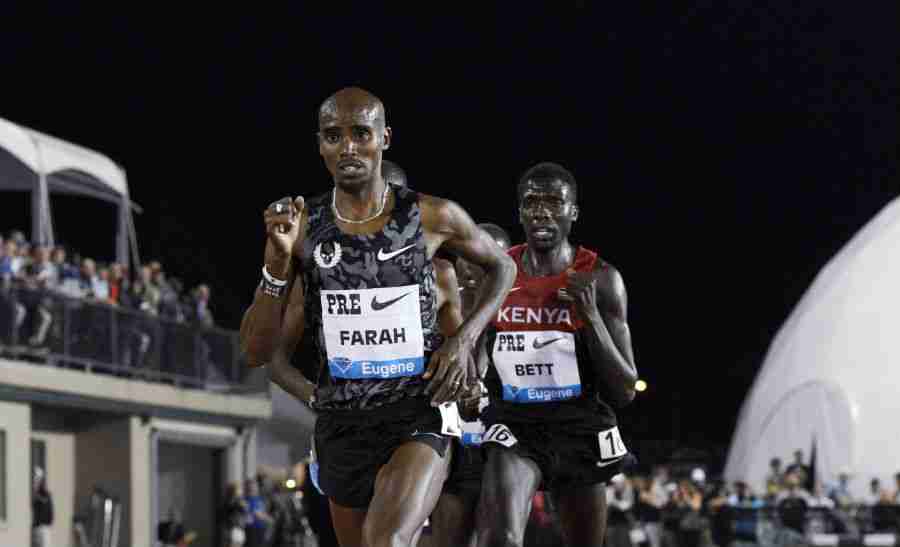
[239,88,515,547]
[476,163,637,547]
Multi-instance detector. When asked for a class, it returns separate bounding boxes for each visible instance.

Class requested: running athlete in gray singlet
[241,88,515,547]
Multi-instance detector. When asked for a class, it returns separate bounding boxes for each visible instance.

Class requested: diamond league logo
[330,356,354,375]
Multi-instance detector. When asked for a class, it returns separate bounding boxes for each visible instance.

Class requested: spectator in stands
[49,246,77,285]
[97,266,113,302]
[135,265,161,315]
[189,284,214,327]
[21,245,54,346]
[166,277,188,323]
[8,230,26,247]
[72,258,101,299]
[785,449,810,487]
[32,467,53,547]
[864,478,885,506]
[244,478,274,547]
[651,465,671,509]
[809,481,836,509]
[1,238,24,280]
[148,260,163,278]
[776,470,813,505]
[107,263,126,305]
[153,268,181,322]
[0,238,27,348]
[89,260,110,300]
[634,475,664,547]
[892,472,900,504]
[606,474,635,547]
[828,471,854,508]
[26,245,56,288]
[118,276,154,370]
[765,457,784,500]
[675,480,707,547]
[221,482,249,547]
[728,480,763,508]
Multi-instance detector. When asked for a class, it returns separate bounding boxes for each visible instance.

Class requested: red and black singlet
[483,244,618,429]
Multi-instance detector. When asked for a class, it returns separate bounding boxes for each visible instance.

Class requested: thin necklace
[332,184,390,224]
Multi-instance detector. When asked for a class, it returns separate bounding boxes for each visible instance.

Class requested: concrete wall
[0,400,31,547]
[75,417,131,547]
[257,427,292,469]
[0,357,271,422]
[32,431,75,547]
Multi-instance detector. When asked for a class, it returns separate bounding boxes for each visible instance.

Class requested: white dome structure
[725,196,900,499]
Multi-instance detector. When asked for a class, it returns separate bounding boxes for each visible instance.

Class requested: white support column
[0,401,32,547]
[130,416,152,547]
[244,426,259,480]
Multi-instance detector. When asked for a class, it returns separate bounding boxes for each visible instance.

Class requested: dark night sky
[1,4,897,449]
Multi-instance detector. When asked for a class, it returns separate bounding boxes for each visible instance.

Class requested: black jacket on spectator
[221,497,248,529]
[33,490,53,526]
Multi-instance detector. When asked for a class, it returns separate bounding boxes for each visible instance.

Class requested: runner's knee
[362,518,414,547]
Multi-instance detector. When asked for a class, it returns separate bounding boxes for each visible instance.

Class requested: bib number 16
[483,424,518,448]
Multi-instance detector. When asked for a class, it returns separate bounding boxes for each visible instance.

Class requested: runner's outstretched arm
[420,196,516,404]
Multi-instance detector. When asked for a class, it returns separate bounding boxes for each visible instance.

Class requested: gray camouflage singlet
[301,183,442,410]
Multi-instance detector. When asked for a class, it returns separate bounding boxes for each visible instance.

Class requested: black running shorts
[313,397,453,508]
[480,419,627,490]
[443,441,485,498]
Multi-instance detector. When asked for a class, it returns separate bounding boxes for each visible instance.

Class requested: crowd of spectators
[217,470,320,547]
[0,228,217,375]
[602,450,900,547]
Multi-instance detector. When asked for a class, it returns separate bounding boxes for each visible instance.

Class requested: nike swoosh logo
[533,337,564,349]
[371,291,411,311]
[377,244,416,261]
[596,455,626,468]
[509,287,521,292]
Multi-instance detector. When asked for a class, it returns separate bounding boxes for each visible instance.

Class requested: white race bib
[596,426,628,467]
[438,402,462,438]
[482,423,518,448]
[321,285,425,379]
[492,330,581,403]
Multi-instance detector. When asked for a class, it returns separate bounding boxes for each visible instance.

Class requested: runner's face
[319,103,391,191]
[518,178,578,251]
[455,257,484,289]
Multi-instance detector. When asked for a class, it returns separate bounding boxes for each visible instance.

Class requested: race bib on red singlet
[492,330,581,402]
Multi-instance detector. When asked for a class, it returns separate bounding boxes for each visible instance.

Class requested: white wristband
[262,265,288,286]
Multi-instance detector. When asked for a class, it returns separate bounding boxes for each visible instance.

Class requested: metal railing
[0,285,267,395]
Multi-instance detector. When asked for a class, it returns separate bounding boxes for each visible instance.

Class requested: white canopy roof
[0,116,138,267]
[0,116,128,197]
[725,195,900,499]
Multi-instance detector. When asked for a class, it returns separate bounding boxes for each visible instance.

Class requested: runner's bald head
[319,87,386,131]
[382,160,407,187]
[479,223,511,251]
